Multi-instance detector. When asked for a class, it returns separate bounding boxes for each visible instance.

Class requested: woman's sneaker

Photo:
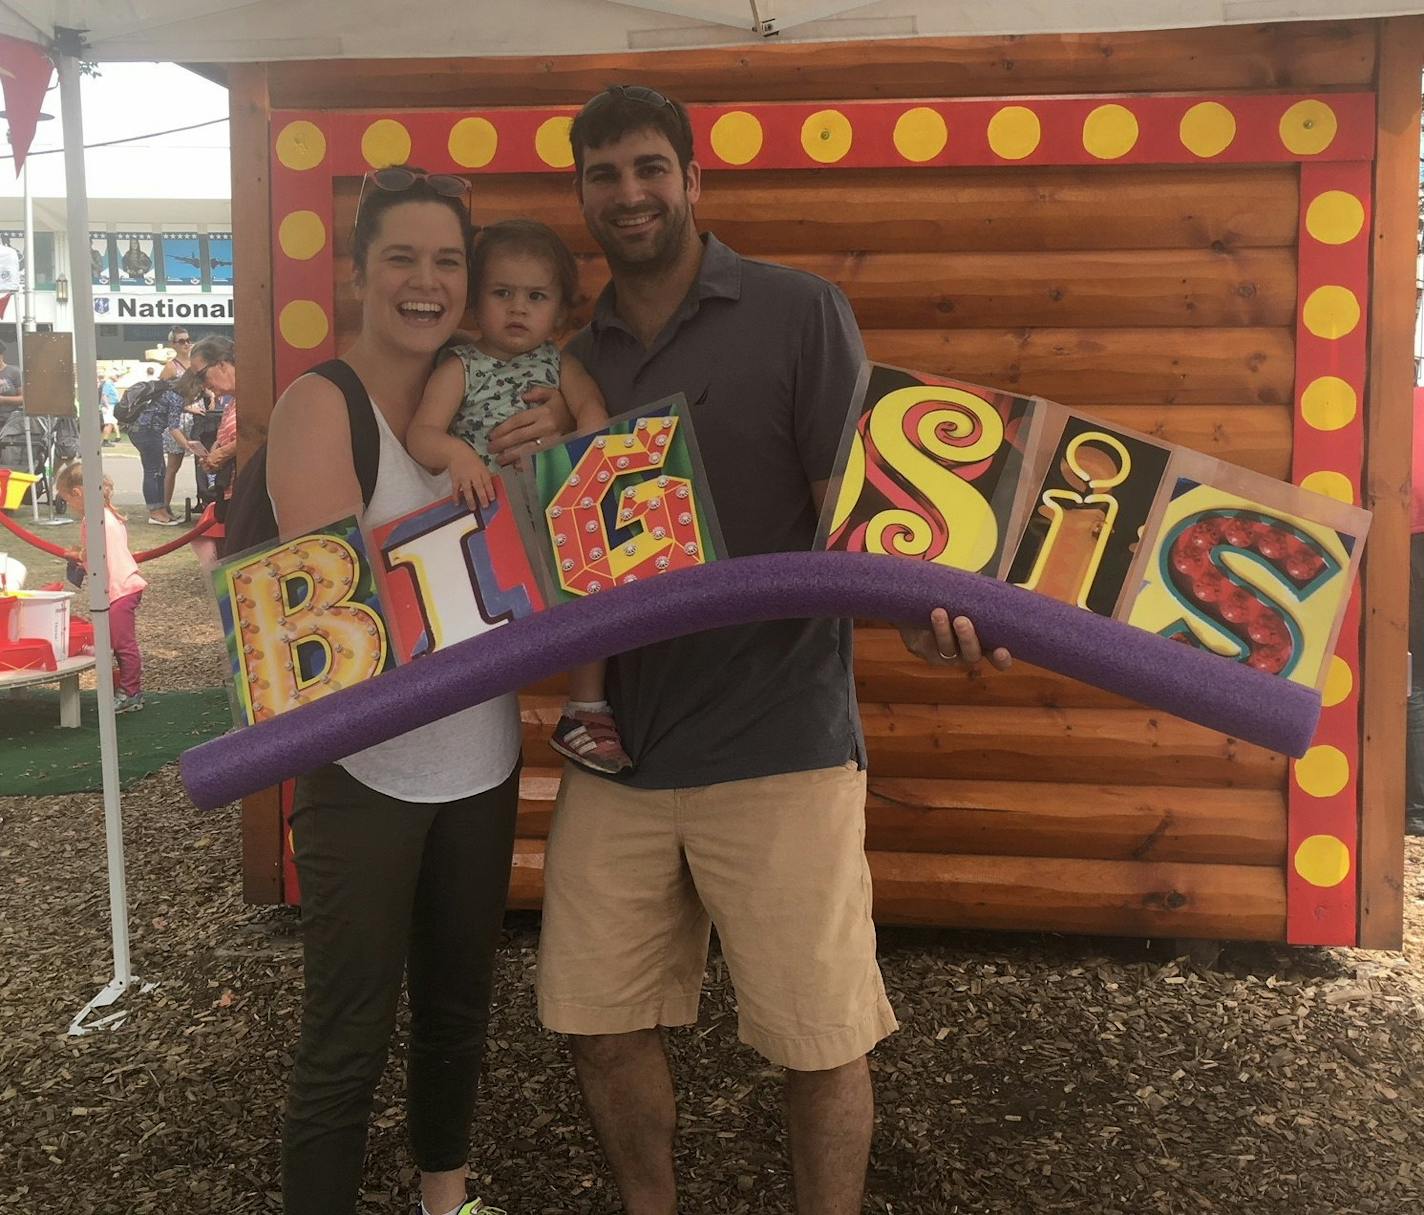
[114,692,144,714]
[549,708,632,774]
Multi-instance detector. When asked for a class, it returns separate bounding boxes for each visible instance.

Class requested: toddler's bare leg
[568,659,608,704]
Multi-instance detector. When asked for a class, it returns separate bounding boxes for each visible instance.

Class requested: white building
[0,196,233,362]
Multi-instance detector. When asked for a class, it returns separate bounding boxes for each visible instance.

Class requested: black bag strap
[307,358,380,508]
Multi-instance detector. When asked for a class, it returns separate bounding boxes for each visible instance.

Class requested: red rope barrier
[0,507,216,563]
[0,506,69,558]
[133,513,217,562]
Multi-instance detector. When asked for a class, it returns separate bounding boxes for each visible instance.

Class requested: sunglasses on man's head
[587,84,672,111]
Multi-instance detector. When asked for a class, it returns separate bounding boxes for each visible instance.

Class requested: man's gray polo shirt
[566,233,867,789]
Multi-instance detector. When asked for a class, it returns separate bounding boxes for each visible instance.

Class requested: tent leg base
[67,974,158,1037]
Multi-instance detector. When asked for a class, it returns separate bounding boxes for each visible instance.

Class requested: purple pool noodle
[181,551,1321,810]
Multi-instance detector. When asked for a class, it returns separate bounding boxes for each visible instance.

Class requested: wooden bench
[0,655,97,727]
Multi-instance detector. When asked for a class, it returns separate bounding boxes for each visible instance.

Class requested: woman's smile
[397,299,447,326]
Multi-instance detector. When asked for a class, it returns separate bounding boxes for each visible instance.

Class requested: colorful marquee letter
[214,520,390,725]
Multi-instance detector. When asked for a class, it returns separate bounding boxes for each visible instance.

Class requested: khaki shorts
[536,762,898,1071]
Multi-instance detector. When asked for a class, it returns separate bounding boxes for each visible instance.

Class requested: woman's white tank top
[332,402,521,801]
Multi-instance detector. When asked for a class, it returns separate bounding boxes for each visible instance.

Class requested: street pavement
[90,438,200,514]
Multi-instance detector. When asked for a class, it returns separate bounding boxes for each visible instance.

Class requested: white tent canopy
[2,0,1424,62]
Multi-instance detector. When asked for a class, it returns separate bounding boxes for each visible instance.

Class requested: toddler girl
[57,462,148,713]
[407,219,631,774]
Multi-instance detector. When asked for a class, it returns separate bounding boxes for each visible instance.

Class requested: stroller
[0,410,79,511]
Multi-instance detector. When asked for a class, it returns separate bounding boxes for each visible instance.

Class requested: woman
[184,336,237,566]
[159,326,194,516]
[125,374,185,525]
[159,325,191,382]
[266,168,568,1215]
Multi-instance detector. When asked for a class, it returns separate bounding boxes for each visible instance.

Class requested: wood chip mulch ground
[2,527,1422,1214]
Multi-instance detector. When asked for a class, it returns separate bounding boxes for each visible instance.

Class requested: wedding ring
[936,648,958,662]
[534,436,543,447]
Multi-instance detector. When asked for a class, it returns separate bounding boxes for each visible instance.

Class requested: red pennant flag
[0,36,53,176]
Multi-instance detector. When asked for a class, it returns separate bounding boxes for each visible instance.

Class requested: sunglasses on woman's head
[352,167,472,245]
[367,166,471,199]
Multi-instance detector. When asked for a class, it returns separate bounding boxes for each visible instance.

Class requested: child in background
[56,462,148,712]
[407,219,632,774]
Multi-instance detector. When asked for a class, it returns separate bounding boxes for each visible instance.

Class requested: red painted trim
[272,93,1375,176]
[1287,160,1372,945]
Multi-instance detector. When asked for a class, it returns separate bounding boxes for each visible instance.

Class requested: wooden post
[228,62,283,904]
[1359,15,1424,949]
[229,62,275,464]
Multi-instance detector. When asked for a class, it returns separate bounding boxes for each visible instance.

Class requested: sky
[0,63,230,200]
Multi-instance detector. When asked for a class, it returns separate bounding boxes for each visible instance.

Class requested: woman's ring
[534,436,543,448]
[937,648,958,662]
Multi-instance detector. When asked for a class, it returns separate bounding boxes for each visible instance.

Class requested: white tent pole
[57,46,138,1035]
[19,158,38,520]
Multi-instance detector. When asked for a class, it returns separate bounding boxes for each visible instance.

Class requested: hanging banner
[162,232,204,287]
[207,234,234,286]
[0,242,21,295]
[114,232,156,287]
[90,233,113,287]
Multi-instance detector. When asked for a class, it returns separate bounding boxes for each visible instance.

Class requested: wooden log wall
[240,18,1408,941]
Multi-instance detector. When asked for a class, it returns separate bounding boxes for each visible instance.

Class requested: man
[99,369,122,445]
[537,86,1011,1214]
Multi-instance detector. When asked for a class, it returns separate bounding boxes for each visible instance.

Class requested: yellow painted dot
[1305,190,1366,245]
[361,119,412,169]
[1322,655,1353,708]
[1179,101,1236,158]
[801,109,852,164]
[1082,103,1139,160]
[1300,470,1355,504]
[535,116,574,168]
[1300,376,1358,431]
[710,111,763,166]
[988,106,1041,160]
[448,117,498,168]
[278,300,330,350]
[1302,285,1361,340]
[1294,834,1351,888]
[1280,99,1338,156]
[1294,744,1350,799]
[277,211,327,262]
[275,120,327,171]
[893,107,948,163]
